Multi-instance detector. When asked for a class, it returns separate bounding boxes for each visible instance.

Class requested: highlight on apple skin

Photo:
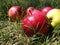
[22,12,49,36]
[8,6,23,21]
[47,9,60,28]
[41,7,52,15]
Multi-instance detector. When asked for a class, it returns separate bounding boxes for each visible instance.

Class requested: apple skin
[47,9,60,28]
[22,12,49,36]
[26,7,41,16]
[8,6,23,21]
[32,9,41,15]
[41,7,52,15]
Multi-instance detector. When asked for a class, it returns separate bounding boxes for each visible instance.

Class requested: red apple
[8,6,23,21]
[41,7,52,15]
[26,7,34,16]
[22,12,49,36]
[26,7,41,16]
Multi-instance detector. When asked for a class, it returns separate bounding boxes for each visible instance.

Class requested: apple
[47,9,60,28]
[22,12,49,36]
[26,7,34,16]
[41,7,52,15]
[8,6,23,21]
[26,7,41,16]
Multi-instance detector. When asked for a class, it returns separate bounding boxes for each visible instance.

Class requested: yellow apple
[47,9,60,28]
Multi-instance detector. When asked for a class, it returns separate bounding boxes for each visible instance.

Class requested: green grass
[0,0,60,45]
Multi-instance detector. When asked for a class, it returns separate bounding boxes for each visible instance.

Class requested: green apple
[47,9,60,28]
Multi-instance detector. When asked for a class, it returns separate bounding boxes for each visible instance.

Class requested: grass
[0,0,60,45]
